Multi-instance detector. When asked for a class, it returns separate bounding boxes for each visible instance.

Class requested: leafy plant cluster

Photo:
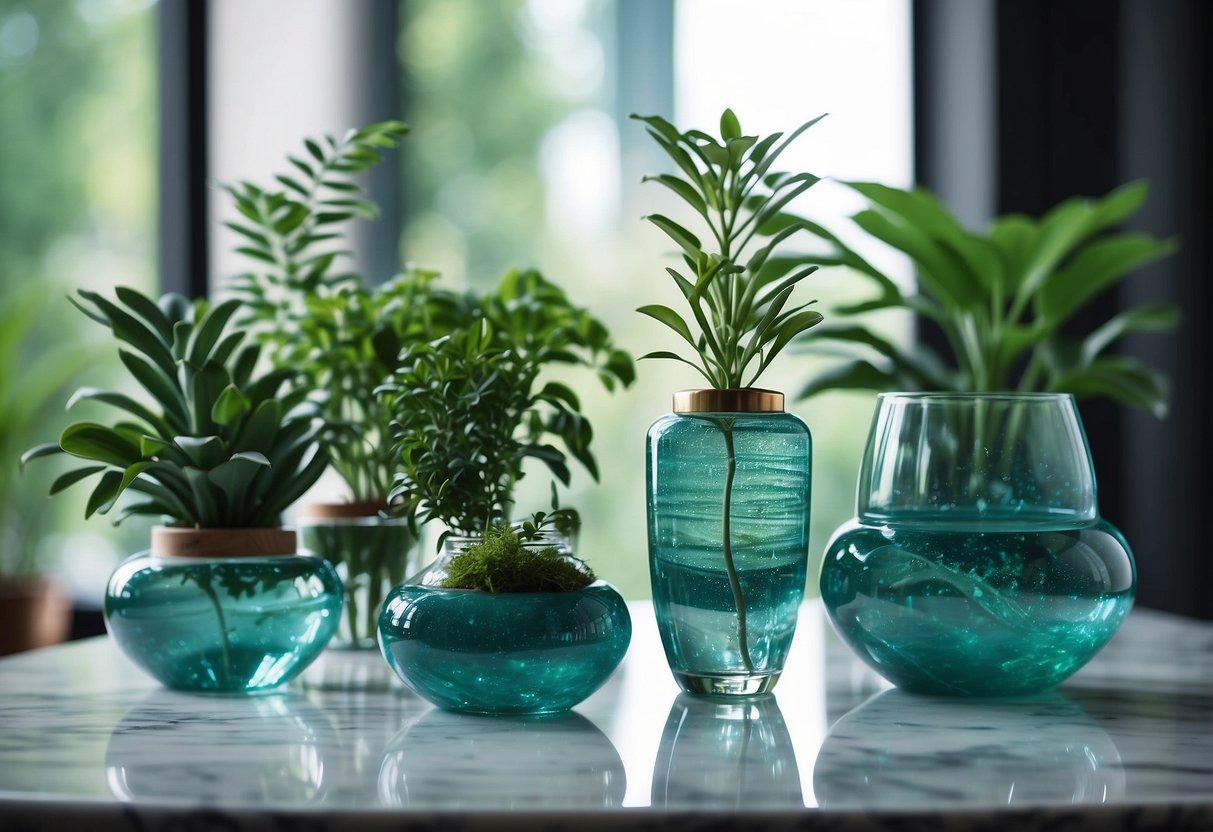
[384,268,634,537]
[441,524,595,594]
[224,121,430,501]
[798,181,1178,416]
[633,109,825,388]
[22,288,328,528]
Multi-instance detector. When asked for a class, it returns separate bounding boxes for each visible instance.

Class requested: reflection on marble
[379,709,626,808]
[652,693,802,808]
[106,690,337,805]
[299,646,404,692]
[815,689,1124,808]
[1,602,1212,831]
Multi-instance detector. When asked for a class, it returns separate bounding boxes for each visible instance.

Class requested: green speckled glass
[105,553,343,693]
[299,515,416,650]
[821,393,1135,696]
[378,537,632,715]
[647,408,811,696]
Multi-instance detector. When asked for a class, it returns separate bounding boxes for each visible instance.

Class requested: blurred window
[399,0,913,598]
[0,0,157,596]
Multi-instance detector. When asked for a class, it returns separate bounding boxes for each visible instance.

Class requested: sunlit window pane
[0,0,156,596]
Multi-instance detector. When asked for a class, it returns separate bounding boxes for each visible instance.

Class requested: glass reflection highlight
[814,688,1124,808]
[105,690,337,805]
[652,693,802,808]
[378,709,625,808]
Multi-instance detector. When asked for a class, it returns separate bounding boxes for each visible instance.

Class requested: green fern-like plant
[633,109,826,388]
[384,269,634,538]
[797,181,1178,415]
[223,121,423,502]
[22,287,328,528]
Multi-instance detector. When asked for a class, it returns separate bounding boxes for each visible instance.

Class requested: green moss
[441,526,595,593]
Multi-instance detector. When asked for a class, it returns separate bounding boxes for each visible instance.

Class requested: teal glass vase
[379,535,632,715]
[298,503,417,650]
[104,528,343,693]
[647,389,812,696]
[820,393,1135,696]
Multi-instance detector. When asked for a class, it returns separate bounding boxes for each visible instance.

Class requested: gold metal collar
[672,388,785,414]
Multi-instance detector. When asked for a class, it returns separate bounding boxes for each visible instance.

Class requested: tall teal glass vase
[647,389,812,696]
[820,393,1136,696]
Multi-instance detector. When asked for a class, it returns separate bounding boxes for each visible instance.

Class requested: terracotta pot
[0,577,71,656]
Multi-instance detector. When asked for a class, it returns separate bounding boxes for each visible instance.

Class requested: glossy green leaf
[60,422,141,466]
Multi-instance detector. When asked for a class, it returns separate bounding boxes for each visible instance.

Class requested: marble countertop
[1,601,1212,831]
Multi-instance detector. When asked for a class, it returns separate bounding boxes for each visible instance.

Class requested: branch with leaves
[383,269,634,538]
[223,121,451,501]
[796,181,1178,416]
[633,109,826,388]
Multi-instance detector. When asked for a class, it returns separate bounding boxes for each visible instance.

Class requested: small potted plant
[796,181,1176,695]
[23,288,341,693]
[1,283,93,655]
[633,109,825,696]
[224,121,447,651]
[377,269,635,714]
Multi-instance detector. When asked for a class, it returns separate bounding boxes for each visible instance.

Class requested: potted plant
[796,181,1176,695]
[23,288,342,692]
[376,269,635,714]
[223,121,447,651]
[1,283,93,655]
[633,109,825,696]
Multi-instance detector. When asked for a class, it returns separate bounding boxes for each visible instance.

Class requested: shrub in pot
[376,269,635,714]
[632,109,824,695]
[1,283,93,655]
[795,181,1176,695]
[24,288,341,692]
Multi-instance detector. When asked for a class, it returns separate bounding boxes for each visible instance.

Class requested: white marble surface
[1,601,1212,831]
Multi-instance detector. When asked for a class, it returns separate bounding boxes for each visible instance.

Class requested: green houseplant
[0,283,94,654]
[635,109,823,696]
[223,121,450,650]
[799,181,1175,696]
[23,288,341,692]
[797,180,1177,411]
[376,268,634,714]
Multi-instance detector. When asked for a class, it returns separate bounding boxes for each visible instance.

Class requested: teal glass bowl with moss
[378,536,632,715]
[820,393,1135,697]
[647,389,812,697]
[104,528,343,693]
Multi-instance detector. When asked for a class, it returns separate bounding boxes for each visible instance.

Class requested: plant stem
[198,580,233,686]
[720,421,755,674]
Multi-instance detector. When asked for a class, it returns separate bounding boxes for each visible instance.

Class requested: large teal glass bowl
[378,581,632,715]
[820,393,1135,697]
[105,549,343,693]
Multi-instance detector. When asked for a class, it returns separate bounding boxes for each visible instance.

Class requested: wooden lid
[151,527,297,558]
[296,500,390,520]
[673,388,784,414]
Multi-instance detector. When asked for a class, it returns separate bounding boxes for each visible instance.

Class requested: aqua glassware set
[105,391,1134,703]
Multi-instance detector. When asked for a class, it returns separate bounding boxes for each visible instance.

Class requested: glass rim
[876,391,1076,404]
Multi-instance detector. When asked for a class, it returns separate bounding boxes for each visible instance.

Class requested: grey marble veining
[0,601,1212,831]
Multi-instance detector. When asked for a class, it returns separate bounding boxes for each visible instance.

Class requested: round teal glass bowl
[105,529,343,693]
[378,581,632,715]
[820,393,1135,697]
